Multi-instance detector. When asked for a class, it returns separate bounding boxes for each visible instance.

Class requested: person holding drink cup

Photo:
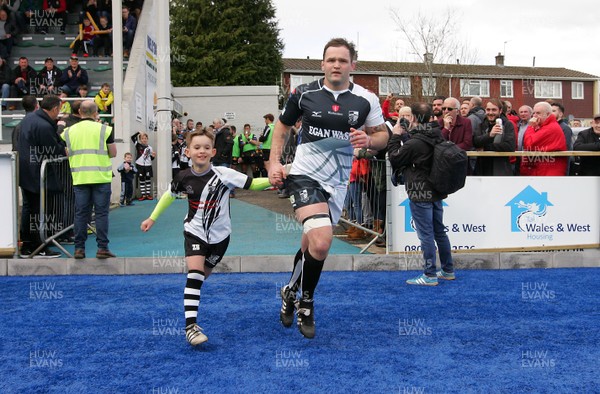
[472,98,515,176]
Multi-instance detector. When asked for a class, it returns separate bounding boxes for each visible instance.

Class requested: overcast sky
[272,0,600,78]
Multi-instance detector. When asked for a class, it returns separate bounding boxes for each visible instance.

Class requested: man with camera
[387,102,454,286]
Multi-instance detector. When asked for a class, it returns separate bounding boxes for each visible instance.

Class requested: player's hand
[140,218,155,232]
[268,161,285,187]
[350,128,369,149]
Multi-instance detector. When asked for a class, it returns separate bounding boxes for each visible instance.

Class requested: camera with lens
[398,117,410,130]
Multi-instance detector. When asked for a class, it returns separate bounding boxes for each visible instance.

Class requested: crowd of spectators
[381,94,594,177]
[0,1,142,109]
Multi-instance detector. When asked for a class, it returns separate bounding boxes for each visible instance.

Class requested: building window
[460,79,490,97]
[289,75,321,91]
[534,81,562,99]
[421,77,436,97]
[379,77,411,96]
[500,80,513,98]
[572,82,584,100]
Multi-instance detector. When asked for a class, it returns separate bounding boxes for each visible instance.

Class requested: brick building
[282,55,599,121]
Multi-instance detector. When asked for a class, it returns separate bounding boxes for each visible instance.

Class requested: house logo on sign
[505,186,553,232]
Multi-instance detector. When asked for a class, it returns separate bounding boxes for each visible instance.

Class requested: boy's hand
[268,162,285,187]
[140,218,155,232]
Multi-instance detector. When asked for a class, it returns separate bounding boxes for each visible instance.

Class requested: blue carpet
[63,198,361,257]
[1,268,598,393]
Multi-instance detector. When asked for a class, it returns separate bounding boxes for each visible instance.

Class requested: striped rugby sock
[184,270,205,327]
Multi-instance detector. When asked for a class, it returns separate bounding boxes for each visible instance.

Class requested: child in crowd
[131,131,156,200]
[117,152,137,206]
[140,129,270,346]
[179,133,189,171]
[59,91,71,118]
[72,16,96,58]
[93,15,112,57]
[94,83,113,114]
[77,84,89,98]
[171,133,181,180]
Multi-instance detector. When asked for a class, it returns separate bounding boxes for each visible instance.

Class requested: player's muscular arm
[365,123,389,151]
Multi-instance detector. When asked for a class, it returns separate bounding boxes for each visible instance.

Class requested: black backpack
[426,139,468,195]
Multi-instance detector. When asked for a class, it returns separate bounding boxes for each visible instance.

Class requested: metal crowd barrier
[32,156,75,258]
[340,157,389,253]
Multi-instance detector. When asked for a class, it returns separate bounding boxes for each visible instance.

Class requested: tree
[170,0,284,87]
[389,8,478,99]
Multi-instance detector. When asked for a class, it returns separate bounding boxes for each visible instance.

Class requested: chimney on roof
[495,52,504,67]
[423,52,433,64]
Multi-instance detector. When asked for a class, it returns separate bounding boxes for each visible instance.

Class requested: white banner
[389,177,600,252]
[145,33,158,132]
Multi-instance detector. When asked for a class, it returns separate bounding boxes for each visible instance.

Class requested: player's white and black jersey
[279,78,384,193]
[172,166,250,244]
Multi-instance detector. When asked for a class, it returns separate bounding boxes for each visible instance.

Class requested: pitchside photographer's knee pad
[302,213,331,234]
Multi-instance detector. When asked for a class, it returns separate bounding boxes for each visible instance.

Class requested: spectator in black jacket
[211,117,233,167]
[572,114,600,176]
[11,94,38,150]
[387,102,454,286]
[36,57,62,96]
[11,56,37,98]
[17,94,65,258]
[59,56,88,96]
[551,102,573,175]
[0,56,12,109]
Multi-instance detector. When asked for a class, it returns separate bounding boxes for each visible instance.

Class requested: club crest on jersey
[331,104,340,112]
[186,185,194,194]
[348,111,359,125]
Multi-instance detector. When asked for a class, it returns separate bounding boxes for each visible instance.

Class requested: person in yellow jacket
[61,100,117,260]
[94,83,114,121]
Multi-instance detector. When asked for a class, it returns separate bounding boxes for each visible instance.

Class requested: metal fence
[340,157,389,253]
[31,156,75,258]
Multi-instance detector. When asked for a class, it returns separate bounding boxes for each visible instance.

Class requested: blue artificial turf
[1,268,598,393]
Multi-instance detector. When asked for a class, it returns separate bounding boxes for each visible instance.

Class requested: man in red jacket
[519,102,567,176]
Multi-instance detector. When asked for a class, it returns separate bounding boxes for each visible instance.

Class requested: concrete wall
[172,86,280,135]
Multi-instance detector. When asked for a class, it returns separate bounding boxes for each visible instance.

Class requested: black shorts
[183,231,230,268]
[138,164,153,178]
[285,174,331,211]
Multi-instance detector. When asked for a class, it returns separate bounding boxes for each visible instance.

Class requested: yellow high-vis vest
[61,120,113,185]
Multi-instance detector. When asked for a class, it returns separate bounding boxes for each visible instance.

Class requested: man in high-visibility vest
[61,100,117,259]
